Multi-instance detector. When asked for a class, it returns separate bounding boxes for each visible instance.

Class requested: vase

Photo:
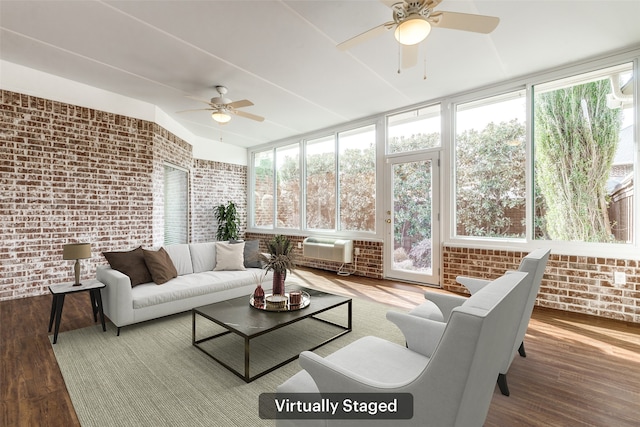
[272,271,286,295]
[253,283,265,303]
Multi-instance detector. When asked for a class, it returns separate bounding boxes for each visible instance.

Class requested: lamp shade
[212,110,231,123]
[63,243,91,260]
[394,15,431,45]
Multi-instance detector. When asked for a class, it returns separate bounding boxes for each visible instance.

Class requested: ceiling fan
[180,85,264,124]
[337,0,499,68]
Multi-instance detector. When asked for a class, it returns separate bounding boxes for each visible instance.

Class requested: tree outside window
[253,150,274,228]
[338,126,376,232]
[534,64,633,243]
[455,92,527,238]
[306,136,336,230]
[275,144,300,229]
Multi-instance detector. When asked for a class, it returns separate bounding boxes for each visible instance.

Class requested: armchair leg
[518,341,526,357]
[497,373,510,396]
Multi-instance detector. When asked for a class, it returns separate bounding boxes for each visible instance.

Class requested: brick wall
[0,90,246,301]
[245,233,384,279]
[192,159,247,243]
[442,246,640,323]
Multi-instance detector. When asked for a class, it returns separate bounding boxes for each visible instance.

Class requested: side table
[48,279,106,344]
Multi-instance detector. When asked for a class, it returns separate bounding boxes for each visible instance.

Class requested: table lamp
[63,243,91,286]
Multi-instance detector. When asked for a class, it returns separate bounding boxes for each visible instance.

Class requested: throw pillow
[243,240,263,268]
[103,246,153,287]
[142,247,178,285]
[231,239,262,268]
[214,241,246,271]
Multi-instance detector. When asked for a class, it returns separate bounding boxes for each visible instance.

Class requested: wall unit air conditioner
[302,237,353,263]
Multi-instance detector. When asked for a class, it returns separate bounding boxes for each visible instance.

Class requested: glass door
[384,152,440,285]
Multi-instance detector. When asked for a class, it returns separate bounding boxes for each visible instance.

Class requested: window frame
[444,54,639,258]
[452,89,528,240]
[163,162,189,245]
[247,49,640,258]
[248,118,382,240]
[304,134,337,232]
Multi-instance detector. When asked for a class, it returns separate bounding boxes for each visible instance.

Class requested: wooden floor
[2,267,639,426]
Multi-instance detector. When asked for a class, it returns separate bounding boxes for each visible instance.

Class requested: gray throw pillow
[243,240,262,268]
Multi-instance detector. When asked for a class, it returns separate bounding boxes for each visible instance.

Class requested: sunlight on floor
[528,316,640,363]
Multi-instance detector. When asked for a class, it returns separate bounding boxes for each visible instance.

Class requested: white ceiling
[1,0,639,149]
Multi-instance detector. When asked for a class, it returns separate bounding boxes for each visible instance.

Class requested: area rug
[51,297,407,427]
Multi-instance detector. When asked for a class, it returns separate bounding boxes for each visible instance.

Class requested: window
[306,135,336,230]
[249,53,638,253]
[533,63,634,243]
[276,144,300,228]
[338,125,376,232]
[252,150,274,228]
[387,104,441,153]
[250,124,377,234]
[455,91,527,238]
[164,164,189,245]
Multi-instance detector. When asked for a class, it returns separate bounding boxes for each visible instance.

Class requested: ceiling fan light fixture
[211,110,231,123]
[394,15,431,45]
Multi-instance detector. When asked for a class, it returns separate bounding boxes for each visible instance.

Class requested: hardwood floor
[1,267,639,426]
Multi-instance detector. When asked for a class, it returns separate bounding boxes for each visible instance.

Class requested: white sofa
[97,242,272,335]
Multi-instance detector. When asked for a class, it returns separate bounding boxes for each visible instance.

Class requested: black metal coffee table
[192,285,352,382]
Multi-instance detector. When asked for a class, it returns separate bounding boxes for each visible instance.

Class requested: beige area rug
[51,297,407,427]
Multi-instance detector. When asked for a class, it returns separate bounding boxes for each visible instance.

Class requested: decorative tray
[250,291,311,312]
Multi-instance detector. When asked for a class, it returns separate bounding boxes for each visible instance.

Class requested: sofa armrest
[386,311,447,357]
[96,265,134,327]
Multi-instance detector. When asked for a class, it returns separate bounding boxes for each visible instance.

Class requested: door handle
[385,219,391,223]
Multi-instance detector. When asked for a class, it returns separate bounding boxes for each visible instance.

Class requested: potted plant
[260,234,296,295]
[214,201,240,241]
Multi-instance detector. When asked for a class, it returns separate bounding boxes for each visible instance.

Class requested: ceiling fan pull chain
[423,58,427,80]
[397,45,402,74]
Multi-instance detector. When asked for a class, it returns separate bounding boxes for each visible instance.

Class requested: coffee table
[192,285,352,382]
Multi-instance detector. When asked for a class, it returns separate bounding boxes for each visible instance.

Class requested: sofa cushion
[214,241,246,271]
[131,269,266,309]
[163,244,193,276]
[189,242,217,273]
[142,247,178,285]
[103,246,152,287]
[242,240,262,268]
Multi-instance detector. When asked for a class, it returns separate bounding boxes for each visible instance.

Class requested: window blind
[164,164,189,245]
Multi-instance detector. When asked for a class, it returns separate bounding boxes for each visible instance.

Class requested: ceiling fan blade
[430,11,499,34]
[176,108,214,114]
[227,99,253,109]
[233,110,265,122]
[401,44,418,69]
[337,21,395,51]
[184,95,214,106]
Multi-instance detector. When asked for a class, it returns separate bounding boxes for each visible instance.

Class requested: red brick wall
[0,90,246,301]
[443,246,640,323]
[192,159,247,243]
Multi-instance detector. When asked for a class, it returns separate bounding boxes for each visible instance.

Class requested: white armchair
[276,272,530,427]
[396,248,551,396]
